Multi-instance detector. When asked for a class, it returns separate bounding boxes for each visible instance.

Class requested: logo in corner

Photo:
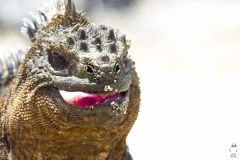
[229,143,237,158]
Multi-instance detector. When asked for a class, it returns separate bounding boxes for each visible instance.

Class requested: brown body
[0,0,140,159]
[0,69,140,159]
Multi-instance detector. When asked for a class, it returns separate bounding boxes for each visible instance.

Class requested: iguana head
[17,0,138,127]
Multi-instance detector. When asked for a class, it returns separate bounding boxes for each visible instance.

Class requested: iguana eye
[49,52,66,70]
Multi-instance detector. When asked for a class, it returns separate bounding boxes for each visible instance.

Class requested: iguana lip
[59,89,128,108]
[52,75,132,93]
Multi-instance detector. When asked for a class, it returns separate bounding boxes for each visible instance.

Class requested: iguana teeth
[104,85,113,91]
[104,86,108,91]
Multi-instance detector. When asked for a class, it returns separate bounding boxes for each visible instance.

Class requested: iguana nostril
[85,65,95,74]
[114,63,120,73]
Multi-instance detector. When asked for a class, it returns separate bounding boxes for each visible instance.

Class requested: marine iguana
[0,0,140,159]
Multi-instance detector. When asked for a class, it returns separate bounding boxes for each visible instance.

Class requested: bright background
[1,0,240,159]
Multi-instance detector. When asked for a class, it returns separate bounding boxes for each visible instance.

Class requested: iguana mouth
[59,89,128,108]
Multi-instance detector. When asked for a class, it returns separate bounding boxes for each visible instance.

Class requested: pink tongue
[59,90,117,108]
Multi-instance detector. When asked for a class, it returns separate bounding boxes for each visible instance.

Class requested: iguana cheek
[58,89,117,108]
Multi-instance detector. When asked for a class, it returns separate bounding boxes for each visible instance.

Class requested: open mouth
[59,89,128,108]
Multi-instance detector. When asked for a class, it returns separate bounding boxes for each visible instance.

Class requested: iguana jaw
[52,74,131,91]
[59,89,128,108]
[51,75,131,118]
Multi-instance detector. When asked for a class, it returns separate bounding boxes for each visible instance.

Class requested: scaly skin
[0,0,140,159]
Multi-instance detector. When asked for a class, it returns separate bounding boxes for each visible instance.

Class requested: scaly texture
[0,0,140,159]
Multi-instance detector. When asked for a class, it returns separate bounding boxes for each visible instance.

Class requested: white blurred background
[1,0,240,159]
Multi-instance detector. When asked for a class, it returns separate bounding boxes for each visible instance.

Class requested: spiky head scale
[22,0,131,49]
[40,23,130,58]
[22,0,89,41]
